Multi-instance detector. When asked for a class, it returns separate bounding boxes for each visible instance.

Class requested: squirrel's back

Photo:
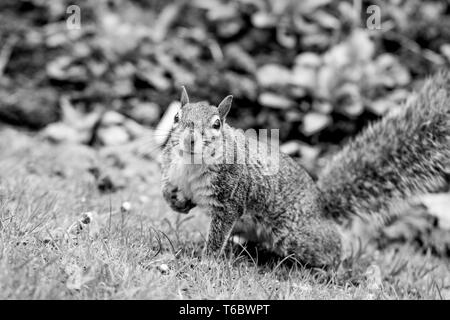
[317,70,450,224]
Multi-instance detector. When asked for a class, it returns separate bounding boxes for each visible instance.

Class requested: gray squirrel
[161,70,450,268]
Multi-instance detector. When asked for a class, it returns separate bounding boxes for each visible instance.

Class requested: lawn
[0,126,449,300]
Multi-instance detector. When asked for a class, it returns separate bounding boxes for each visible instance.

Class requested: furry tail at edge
[316,69,450,228]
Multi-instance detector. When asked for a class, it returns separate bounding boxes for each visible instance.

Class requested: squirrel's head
[169,87,233,161]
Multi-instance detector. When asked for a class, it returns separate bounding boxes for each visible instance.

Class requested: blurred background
[0,0,449,173]
[0,2,450,298]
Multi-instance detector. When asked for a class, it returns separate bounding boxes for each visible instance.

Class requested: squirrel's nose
[190,137,195,148]
[183,133,197,153]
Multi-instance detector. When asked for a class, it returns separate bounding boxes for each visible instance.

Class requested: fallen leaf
[301,112,331,135]
[258,92,296,109]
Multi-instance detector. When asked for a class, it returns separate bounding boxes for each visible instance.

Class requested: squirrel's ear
[180,86,189,106]
[218,95,233,120]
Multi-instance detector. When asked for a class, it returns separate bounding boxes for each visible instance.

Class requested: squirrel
[161,70,450,268]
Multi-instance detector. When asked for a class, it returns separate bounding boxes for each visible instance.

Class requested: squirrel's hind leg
[272,203,343,268]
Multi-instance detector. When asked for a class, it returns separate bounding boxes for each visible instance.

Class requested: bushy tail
[317,69,450,226]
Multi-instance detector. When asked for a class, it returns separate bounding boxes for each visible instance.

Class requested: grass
[0,127,449,299]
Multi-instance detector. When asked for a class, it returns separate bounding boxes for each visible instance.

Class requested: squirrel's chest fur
[166,155,220,208]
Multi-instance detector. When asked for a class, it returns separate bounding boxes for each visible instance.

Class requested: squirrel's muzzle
[181,129,202,154]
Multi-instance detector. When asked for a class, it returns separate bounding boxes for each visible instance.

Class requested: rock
[280,141,301,155]
[112,78,134,97]
[88,61,108,77]
[205,2,242,38]
[312,101,333,114]
[441,44,450,63]
[368,100,396,116]
[224,72,258,100]
[127,101,160,126]
[315,65,335,99]
[280,141,321,173]
[155,52,196,86]
[40,98,101,145]
[301,112,331,135]
[312,10,341,30]
[256,64,292,88]
[368,89,410,116]
[251,11,277,28]
[0,87,59,129]
[298,143,321,164]
[322,42,351,68]
[388,89,410,103]
[290,66,317,90]
[300,33,330,50]
[296,0,331,15]
[289,87,307,98]
[348,29,375,63]
[341,101,364,118]
[45,32,68,48]
[46,56,88,83]
[59,97,102,133]
[97,126,130,146]
[42,122,84,144]
[375,54,411,88]
[258,92,296,109]
[135,60,171,91]
[124,119,147,139]
[285,110,303,122]
[322,30,374,70]
[334,83,364,117]
[294,52,322,68]
[206,2,237,21]
[277,22,297,48]
[216,19,243,38]
[73,42,91,58]
[224,45,257,74]
[151,2,183,42]
[101,111,126,127]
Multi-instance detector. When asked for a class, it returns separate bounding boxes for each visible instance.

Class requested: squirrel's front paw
[163,187,196,214]
[172,197,195,214]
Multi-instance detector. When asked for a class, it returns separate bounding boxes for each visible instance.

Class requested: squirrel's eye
[212,119,221,130]
[174,113,179,123]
